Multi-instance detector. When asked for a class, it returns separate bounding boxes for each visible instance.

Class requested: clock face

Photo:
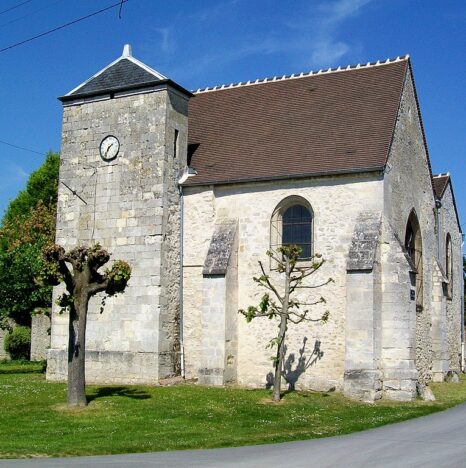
[100,135,119,161]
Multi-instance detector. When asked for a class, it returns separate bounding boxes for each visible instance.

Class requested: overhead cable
[0,0,128,54]
[0,138,47,156]
[0,0,34,17]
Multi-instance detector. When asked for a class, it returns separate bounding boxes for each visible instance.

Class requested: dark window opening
[187,143,200,166]
[446,234,453,298]
[405,211,423,311]
[405,222,416,263]
[282,204,312,259]
[174,129,179,159]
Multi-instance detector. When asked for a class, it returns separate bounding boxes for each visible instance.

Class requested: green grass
[1,362,466,458]
[0,360,45,374]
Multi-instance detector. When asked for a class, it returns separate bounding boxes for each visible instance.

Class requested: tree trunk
[67,292,89,406]
[272,256,291,402]
[272,315,287,401]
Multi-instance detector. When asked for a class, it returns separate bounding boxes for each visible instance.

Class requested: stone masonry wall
[344,212,383,402]
[0,318,16,360]
[48,86,187,384]
[379,225,418,399]
[182,187,215,379]
[0,328,9,360]
[183,173,384,391]
[383,67,442,385]
[158,90,188,377]
[440,184,463,373]
[30,311,51,361]
[198,220,238,385]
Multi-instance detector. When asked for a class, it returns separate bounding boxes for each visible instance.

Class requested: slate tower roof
[60,44,191,102]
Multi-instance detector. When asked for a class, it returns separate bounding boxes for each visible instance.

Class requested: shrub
[4,326,31,360]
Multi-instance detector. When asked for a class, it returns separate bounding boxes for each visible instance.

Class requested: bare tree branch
[292,278,333,291]
[88,278,110,296]
[258,261,283,304]
[57,259,74,292]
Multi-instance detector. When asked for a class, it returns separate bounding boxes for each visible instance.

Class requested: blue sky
[0,0,465,227]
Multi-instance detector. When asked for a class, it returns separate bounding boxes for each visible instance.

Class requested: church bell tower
[47,45,191,384]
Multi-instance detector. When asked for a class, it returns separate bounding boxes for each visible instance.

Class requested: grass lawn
[1,362,466,458]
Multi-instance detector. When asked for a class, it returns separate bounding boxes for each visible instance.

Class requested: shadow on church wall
[265,337,324,391]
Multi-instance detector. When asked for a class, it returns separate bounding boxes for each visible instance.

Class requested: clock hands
[105,143,113,157]
[61,181,88,205]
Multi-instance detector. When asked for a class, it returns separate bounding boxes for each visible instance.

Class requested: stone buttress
[199,220,239,385]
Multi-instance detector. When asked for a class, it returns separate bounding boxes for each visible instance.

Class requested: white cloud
[146,0,374,81]
[155,27,175,54]
[10,164,29,183]
[310,41,350,67]
[0,163,29,194]
[318,0,373,24]
[189,0,241,23]
[273,0,374,69]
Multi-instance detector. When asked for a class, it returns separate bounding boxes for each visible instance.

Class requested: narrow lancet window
[174,129,179,159]
[446,234,453,298]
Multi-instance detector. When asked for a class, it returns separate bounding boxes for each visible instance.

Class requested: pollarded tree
[239,245,332,402]
[42,244,131,407]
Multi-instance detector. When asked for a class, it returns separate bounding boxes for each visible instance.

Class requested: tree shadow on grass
[87,386,152,402]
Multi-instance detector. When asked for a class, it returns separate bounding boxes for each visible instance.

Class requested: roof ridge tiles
[193,55,409,94]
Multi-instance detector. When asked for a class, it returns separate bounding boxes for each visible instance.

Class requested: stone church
[47,45,463,402]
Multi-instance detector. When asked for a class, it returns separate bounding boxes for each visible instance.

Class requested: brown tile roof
[433,173,450,198]
[432,173,462,233]
[186,58,409,186]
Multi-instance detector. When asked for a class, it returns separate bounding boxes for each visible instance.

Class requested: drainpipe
[179,182,185,379]
[178,166,197,379]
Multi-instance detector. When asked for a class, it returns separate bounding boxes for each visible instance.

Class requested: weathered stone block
[30,311,51,361]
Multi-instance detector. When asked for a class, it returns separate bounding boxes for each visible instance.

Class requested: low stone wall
[47,349,161,384]
[30,311,51,361]
[0,318,16,360]
[0,327,10,360]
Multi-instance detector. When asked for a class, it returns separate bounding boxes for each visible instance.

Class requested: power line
[0,0,128,54]
[0,0,64,29]
[0,0,33,16]
[0,138,47,156]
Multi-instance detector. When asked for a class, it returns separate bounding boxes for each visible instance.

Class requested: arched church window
[446,234,453,298]
[405,210,423,311]
[271,197,313,260]
[405,221,416,262]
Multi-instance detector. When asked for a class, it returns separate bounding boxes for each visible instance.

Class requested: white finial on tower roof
[122,44,132,57]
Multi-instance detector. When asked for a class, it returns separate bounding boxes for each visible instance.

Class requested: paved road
[3,404,466,467]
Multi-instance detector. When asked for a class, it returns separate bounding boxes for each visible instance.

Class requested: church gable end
[380,61,459,391]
